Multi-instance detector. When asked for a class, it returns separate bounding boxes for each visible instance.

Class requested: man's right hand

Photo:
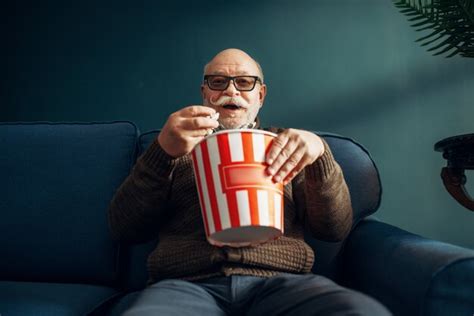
[158,106,219,158]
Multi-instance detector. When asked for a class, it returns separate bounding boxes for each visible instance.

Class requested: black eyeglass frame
[203,75,263,91]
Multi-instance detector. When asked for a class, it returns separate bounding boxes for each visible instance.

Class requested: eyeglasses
[204,75,262,91]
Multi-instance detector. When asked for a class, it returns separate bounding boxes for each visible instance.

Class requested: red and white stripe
[192,130,284,239]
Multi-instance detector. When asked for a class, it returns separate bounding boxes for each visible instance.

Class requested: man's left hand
[265,129,325,185]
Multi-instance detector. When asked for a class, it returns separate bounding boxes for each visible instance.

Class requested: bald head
[201,48,267,129]
[203,48,264,82]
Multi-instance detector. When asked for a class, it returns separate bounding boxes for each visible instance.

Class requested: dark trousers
[123,274,391,316]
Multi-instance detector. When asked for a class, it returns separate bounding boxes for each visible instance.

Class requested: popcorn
[210,112,220,121]
[205,112,220,136]
[205,112,257,136]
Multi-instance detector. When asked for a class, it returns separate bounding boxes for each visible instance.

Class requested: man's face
[201,52,267,129]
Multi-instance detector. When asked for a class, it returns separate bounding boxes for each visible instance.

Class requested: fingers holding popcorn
[158,106,220,157]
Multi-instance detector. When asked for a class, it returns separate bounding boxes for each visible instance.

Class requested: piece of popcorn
[210,112,220,121]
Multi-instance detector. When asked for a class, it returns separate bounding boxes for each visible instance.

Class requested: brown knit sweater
[108,127,353,284]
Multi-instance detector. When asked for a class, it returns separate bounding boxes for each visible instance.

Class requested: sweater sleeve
[302,138,353,242]
[108,139,179,244]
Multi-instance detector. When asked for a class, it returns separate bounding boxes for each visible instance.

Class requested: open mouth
[222,104,243,110]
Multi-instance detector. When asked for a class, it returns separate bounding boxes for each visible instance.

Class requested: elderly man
[109,48,391,315]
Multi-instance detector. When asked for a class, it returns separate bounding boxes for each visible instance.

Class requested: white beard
[203,95,260,129]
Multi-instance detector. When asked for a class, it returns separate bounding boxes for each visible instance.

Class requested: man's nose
[223,79,240,96]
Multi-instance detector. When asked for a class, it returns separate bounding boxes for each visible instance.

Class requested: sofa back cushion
[317,132,381,225]
[0,122,138,285]
[117,131,161,290]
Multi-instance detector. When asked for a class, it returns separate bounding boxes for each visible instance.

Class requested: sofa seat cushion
[105,291,141,316]
[0,281,119,316]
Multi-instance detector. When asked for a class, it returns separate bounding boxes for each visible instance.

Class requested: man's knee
[326,290,392,316]
[290,275,392,315]
[250,274,391,316]
[122,279,223,316]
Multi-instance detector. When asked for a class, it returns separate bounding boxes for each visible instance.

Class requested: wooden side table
[435,133,474,211]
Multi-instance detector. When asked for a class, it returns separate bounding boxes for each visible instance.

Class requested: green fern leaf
[393,0,474,57]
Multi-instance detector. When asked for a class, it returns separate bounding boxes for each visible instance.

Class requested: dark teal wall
[3,0,473,248]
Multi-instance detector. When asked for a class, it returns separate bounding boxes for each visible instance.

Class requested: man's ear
[259,84,267,108]
[200,84,205,99]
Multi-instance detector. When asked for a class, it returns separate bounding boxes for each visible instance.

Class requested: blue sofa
[1,121,473,316]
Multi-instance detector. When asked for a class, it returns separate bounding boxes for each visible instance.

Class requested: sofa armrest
[342,218,474,316]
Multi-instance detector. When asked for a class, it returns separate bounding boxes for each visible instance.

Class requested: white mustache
[209,95,248,108]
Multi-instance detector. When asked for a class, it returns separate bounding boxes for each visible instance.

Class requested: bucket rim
[194,129,278,148]
[200,128,278,144]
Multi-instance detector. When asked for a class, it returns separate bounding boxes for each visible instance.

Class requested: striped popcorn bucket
[191,129,284,247]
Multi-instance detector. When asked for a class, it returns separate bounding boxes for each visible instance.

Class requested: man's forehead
[206,61,259,75]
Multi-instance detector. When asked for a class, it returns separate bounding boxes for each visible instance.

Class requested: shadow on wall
[288,60,473,130]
